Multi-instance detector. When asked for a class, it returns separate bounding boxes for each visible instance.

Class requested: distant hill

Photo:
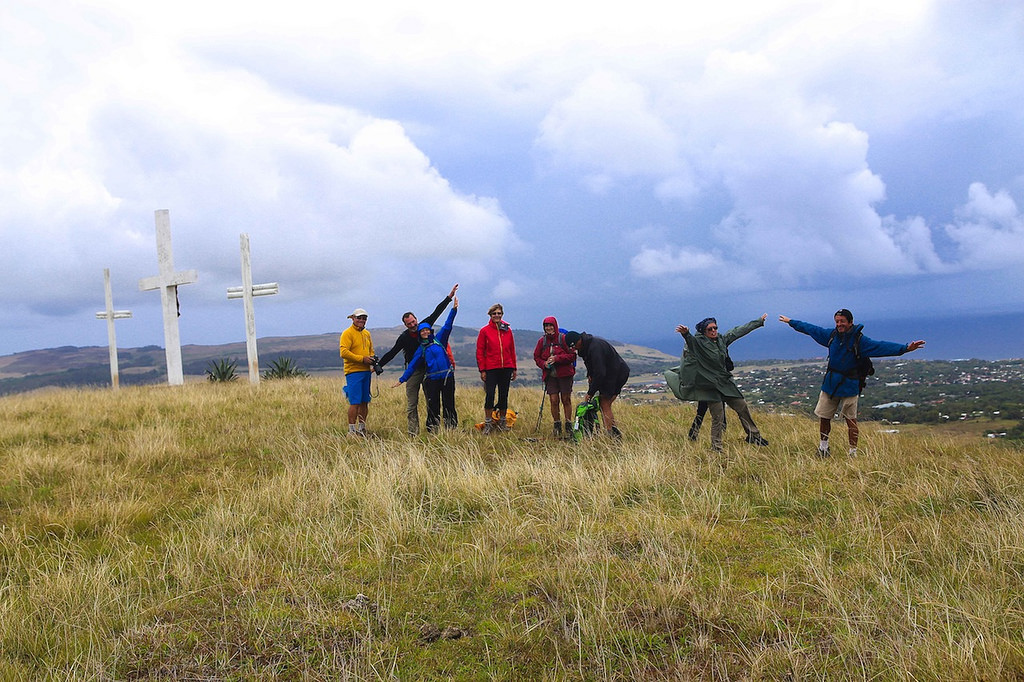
[0,327,676,395]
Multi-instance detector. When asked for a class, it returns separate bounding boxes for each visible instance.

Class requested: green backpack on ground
[571,398,601,442]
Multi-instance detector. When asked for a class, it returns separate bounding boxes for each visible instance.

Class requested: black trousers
[440,373,458,429]
[483,367,513,413]
[423,373,458,432]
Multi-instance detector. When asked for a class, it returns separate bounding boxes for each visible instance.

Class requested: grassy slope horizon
[3,377,1024,679]
[4,309,1024,362]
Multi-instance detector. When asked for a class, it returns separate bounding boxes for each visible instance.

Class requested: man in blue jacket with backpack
[780,309,925,458]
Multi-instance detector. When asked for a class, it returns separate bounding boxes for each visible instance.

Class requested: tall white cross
[95,268,132,390]
[227,233,279,384]
[138,209,198,386]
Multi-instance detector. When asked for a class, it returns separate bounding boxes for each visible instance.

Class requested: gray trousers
[708,398,760,450]
[405,367,426,435]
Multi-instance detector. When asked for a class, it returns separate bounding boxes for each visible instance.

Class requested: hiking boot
[497,418,509,432]
[482,420,495,435]
[609,425,623,439]
[816,446,831,459]
[746,434,769,447]
[552,421,562,438]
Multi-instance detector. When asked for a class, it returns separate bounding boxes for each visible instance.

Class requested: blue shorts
[344,371,372,405]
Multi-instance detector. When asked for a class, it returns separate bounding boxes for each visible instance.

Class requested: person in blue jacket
[780,309,925,457]
[395,297,459,433]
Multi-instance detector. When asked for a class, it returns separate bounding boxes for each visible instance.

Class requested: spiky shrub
[205,358,238,382]
[262,356,308,380]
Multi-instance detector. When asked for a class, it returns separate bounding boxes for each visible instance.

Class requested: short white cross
[95,268,132,390]
[226,233,279,384]
[138,210,198,386]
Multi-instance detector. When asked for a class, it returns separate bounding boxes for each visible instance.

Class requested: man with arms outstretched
[780,309,925,457]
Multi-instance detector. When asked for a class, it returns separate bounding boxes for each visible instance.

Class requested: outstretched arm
[779,316,831,346]
[397,347,425,384]
[376,334,405,368]
[724,315,766,345]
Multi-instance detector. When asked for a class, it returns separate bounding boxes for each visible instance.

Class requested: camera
[369,355,384,375]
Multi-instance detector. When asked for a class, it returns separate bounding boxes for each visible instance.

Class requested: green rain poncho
[664,318,764,402]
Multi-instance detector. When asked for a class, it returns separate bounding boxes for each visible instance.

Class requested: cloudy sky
[2,0,1022,358]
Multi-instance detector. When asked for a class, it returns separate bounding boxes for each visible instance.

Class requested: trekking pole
[534,371,546,433]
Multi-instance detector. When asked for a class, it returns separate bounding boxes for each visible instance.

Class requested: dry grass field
[2,377,1023,680]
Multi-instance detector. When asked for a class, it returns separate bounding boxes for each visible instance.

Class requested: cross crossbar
[228,233,279,384]
[96,268,132,389]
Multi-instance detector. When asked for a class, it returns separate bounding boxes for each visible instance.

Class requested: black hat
[696,317,717,335]
[834,309,853,323]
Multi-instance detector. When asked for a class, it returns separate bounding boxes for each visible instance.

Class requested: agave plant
[262,356,308,380]
[206,358,238,383]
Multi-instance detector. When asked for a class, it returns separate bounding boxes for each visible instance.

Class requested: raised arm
[436,300,458,347]
[422,284,459,328]
[723,315,765,345]
[676,324,696,351]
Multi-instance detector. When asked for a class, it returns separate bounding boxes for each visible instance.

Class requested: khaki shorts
[814,391,858,420]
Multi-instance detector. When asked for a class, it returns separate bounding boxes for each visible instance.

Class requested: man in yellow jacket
[339,308,375,436]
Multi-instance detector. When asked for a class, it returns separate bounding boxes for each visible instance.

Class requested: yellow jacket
[339,326,374,374]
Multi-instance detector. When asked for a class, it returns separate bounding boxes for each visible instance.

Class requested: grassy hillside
[2,379,1023,679]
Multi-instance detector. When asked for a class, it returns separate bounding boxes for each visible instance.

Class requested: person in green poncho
[665,314,769,451]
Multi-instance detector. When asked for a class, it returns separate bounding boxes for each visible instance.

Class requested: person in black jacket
[565,331,630,438]
[377,283,458,435]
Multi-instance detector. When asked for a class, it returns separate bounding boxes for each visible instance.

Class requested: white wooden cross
[227,233,279,384]
[95,268,132,390]
[138,209,198,386]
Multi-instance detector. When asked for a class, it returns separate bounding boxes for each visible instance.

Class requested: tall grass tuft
[1,379,1023,679]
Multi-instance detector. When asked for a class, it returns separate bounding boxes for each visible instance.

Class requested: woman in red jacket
[476,303,517,433]
[533,316,576,437]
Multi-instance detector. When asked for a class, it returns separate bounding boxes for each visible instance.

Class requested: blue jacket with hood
[399,307,457,383]
[787,319,910,397]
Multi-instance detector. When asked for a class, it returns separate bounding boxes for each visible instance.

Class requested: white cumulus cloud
[945,183,1024,268]
[630,247,723,278]
[536,71,695,199]
[0,6,517,317]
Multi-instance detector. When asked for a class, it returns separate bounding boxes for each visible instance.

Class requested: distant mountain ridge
[0,326,676,395]
[8,311,1020,396]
